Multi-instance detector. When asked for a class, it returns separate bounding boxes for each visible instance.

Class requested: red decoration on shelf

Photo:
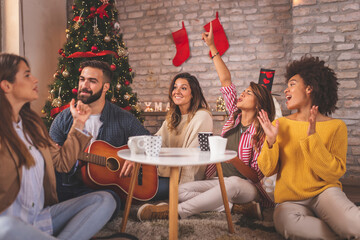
[83,37,88,42]
[129,68,132,72]
[124,80,130,86]
[91,46,98,53]
[58,48,64,55]
[72,88,78,95]
[110,64,116,71]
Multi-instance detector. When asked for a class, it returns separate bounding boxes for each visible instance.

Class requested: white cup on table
[128,135,146,154]
[208,136,228,155]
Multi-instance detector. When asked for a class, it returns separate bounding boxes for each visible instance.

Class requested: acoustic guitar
[77,140,158,202]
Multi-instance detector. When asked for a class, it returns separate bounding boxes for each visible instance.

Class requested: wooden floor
[343,185,360,204]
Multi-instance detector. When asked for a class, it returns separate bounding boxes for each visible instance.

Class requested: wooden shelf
[141,111,228,117]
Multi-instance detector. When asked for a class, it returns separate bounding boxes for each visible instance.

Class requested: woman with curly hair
[258,55,360,239]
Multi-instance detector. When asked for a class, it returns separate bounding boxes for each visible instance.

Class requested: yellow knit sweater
[258,117,348,203]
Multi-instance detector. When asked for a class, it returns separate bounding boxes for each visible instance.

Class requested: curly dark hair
[285,55,339,116]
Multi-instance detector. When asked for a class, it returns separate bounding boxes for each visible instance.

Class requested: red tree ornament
[90,6,96,13]
[124,80,130,86]
[72,88,78,95]
[78,67,83,73]
[61,53,66,57]
[110,64,116,71]
[129,68,132,72]
[58,48,64,55]
[83,37,88,42]
[91,45,98,52]
[72,5,76,10]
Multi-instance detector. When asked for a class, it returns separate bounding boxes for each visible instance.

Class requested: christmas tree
[42,0,143,129]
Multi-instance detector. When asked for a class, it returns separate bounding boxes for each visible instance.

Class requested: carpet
[95,204,284,240]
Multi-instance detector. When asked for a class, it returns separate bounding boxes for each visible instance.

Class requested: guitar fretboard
[78,152,107,166]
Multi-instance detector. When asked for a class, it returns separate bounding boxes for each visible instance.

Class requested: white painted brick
[294,35,330,44]
[258,52,285,59]
[346,34,360,41]
[334,35,345,42]
[344,100,360,107]
[338,24,358,33]
[331,12,360,22]
[342,3,360,11]
[337,72,358,79]
[292,45,311,54]
[293,16,329,25]
[246,13,274,21]
[292,7,311,17]
[244,8,257,14]
[338,52,360,60]
[311,44,333,52]
[229,54,256,62]
[319,4,338,13]
[337,61,357,70]
[336,43,355,51]
[316,26,337,33]
[293,26,313,34]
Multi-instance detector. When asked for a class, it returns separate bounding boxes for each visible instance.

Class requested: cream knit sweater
[156,109,213,184]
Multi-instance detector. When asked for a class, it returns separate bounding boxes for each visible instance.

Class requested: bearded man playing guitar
[49,60,150,217]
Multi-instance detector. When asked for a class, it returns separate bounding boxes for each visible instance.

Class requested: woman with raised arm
[258,55,360,239]
[0,53,116,240]
[137,23,275,221]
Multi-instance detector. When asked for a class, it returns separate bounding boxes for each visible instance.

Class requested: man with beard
[49,60,149,215]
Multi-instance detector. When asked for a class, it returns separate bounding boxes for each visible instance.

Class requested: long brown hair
[166,73,209,132]
[0,53,52,168]
[232,82,275,152]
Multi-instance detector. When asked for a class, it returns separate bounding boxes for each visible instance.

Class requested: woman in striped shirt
[137,23,275,221]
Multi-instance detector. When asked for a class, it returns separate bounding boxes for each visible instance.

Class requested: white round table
[118,148,237,240]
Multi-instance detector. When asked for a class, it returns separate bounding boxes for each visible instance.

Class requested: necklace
[240,123,250,134]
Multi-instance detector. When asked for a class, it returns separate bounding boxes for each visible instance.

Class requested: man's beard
[78,85,104,104]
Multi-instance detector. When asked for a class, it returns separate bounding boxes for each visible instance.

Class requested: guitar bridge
[138,166,143,186]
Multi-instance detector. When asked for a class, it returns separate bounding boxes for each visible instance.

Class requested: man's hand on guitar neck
[119,160,135,178]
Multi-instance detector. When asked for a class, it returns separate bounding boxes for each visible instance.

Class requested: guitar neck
[78,152,107,166]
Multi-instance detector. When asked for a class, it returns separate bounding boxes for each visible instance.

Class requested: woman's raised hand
[70,99,91,130]
[308,105,318,136]
[258,109,279,147]
[202,22,215,48]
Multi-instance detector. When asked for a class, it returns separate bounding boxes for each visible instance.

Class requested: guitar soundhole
[106,158,120,172]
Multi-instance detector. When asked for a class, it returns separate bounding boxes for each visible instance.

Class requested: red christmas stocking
[172,21,190,66]
[204,12,229,57]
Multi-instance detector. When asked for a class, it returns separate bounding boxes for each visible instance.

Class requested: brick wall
[68,0,360,185]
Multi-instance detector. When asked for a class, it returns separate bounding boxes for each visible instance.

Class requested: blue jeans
[151,177,169,201]
[0,191,116,240]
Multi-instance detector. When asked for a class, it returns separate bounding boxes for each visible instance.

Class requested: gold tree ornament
[124,92,131,100]
[52,87,62,107]
[216,96,226,112]
[93,17,102,36]
[116,83,121,90]
[62,69,70,77]
[104,35,111,42]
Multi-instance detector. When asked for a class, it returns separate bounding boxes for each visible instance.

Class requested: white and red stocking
[172,21,190,66]
[204,12,229,57]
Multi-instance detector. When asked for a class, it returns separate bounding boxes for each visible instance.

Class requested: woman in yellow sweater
[257,55,360,239]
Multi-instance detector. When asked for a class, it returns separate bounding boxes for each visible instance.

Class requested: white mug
[128,135,146,154]
[144,136,162,157]
[208,136,228,155]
